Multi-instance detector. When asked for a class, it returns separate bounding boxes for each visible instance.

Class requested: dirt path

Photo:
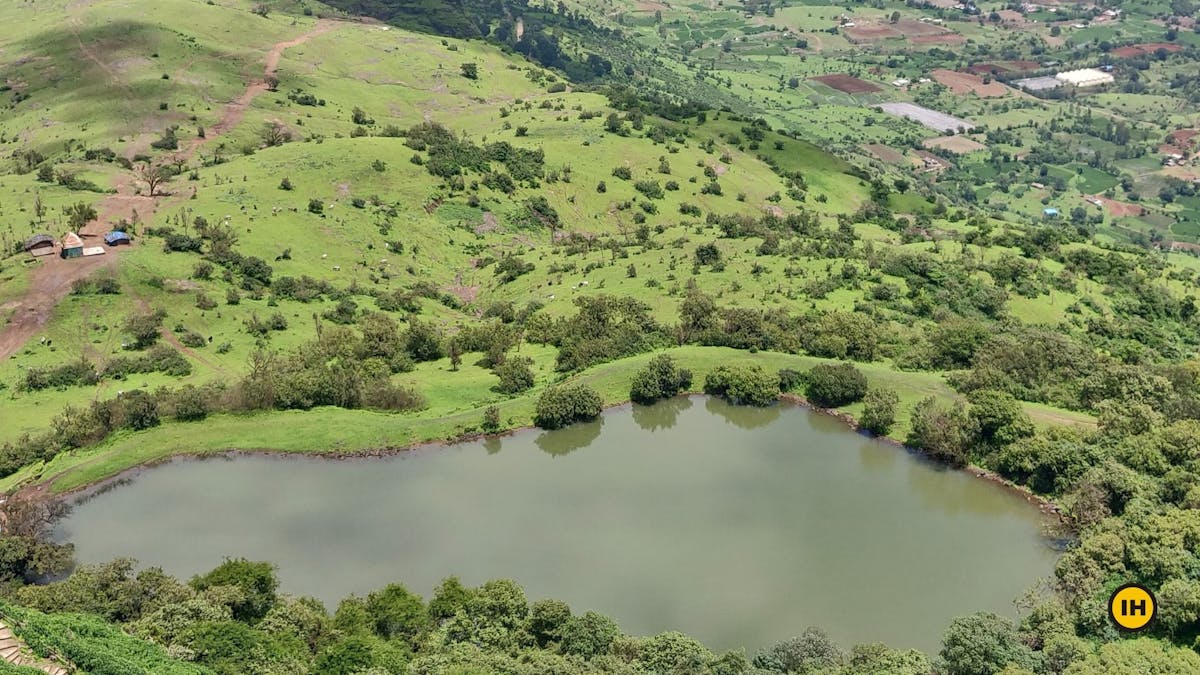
[0,20,341,361]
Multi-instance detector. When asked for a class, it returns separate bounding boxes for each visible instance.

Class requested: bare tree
[0,494,71,539]
[136,161,172,196]
[262,121,292,148]
[169,154,189,175]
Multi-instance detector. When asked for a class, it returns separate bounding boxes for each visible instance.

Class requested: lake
[56,396,1059,654]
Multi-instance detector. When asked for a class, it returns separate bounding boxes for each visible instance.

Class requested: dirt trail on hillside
[0,20,341,361]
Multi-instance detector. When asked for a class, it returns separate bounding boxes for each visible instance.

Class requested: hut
[23,234,55,256]
[61,232,84,259]
[1043,207,1060,219]
[104,231,131,246]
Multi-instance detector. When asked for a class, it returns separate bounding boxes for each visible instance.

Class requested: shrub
[611,166,632,180]
[123,312,164,350]
[805,363,868,408]
[859,387,899,435]
[906,396,971,466]
[482,405,501,432]
[703,365,779,406]
[777,369,805,393]
[534,384,603,430]
[493,356,535,394]
[630,355,692,404]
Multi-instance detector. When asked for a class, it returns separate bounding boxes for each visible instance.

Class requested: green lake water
[56,396,1059,653]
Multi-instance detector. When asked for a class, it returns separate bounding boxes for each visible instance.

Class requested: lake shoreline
[54,394,1065,526]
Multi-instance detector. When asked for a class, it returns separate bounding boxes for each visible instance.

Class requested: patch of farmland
[931,69,1013,97]
[878,102,975,133]
[923,135,987,154]
[810,73,881,93]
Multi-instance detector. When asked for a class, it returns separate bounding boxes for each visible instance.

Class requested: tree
[630,355,693,404]
[460,62,478,80]
[279,176,294,191]
[123,312,163,349]
[907,396,971,466]
[890,10,900,23]
[262,121,292,147]
[860,387,899,435]
[365,583,428,643]
[968,390,1034,448]
[938,613,1038,675]
[404,320,444,362]
[136,161,171,196]
[528,599,571,647]
[703,365,779,406]
[481,405,501,432]
[120,389,160,430]
[805,363,868,408]
[753,627,844,673]
[534,384,603,429]
[559,610,619,659]
[428,576,474,623]
[604,113,623,134]
[308,198,324,214]
[64,202,97,230]
[190,559,279,623]
[493,356,535,394]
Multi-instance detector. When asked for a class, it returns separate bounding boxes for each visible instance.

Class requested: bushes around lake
[703,364,779,406]
[534,383,603,429]
[629,354,692,404]
[804,363,867,408]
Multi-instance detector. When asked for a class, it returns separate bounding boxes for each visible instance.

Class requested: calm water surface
[57,397,1058,653]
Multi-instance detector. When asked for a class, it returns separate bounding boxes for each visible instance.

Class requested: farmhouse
[1055,68,1114,88]
[61,232,84,259]
[23,234,55,256]
[104,231,131,246]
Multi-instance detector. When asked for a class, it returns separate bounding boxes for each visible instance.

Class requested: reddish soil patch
[864,143,905,164]
[635,0,670,10]
[1111,42,1184,58]
[811,73,880,94]
[896,20,949,36]
[1085,195,1144,218]
[843,24,901,42]
[965,63,1009,75]
[1169,129,1198,147]
[474,212,499,235]
[932,69,1011,97]
[1003,59,1041,72]
[912,33,965,45]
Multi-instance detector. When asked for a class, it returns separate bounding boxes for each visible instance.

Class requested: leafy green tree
[805,363,868,408]
[938,613,1039,675]
[365,583,428,643]
[630,354,692,404]
[460,62,478,80]
[968,390,1035,448]
[123,312,164,349]
[1061,638,1200,674]
[493,355,535,394]
[907,397,971,466]
[703,365,779,406]
[559,610,620,659]
[404,319,445,362]
[641,631,714,672]
[528,599,572,647]
[190,559,279,623]
[534,384,603,429]
[753,626,844,672]
[428,576,474,623]
[859,387,899,436]
[845,642,930,675]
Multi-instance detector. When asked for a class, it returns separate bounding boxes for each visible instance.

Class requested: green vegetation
[0,0,1199,671]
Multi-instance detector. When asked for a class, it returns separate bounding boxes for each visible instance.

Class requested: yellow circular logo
[1109,583,1156,631]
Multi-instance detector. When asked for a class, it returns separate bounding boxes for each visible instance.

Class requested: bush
[630,355,692,404]
[611,166,632,180]
[493,356,535,394]
[859,387,899,435]
[123,312,164,349]
[703,365,779,406]
[482,406,501,432]
[777,368,805,393]
[805,363,868,408]
[534,384,603,430]
[907,396,971,466]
